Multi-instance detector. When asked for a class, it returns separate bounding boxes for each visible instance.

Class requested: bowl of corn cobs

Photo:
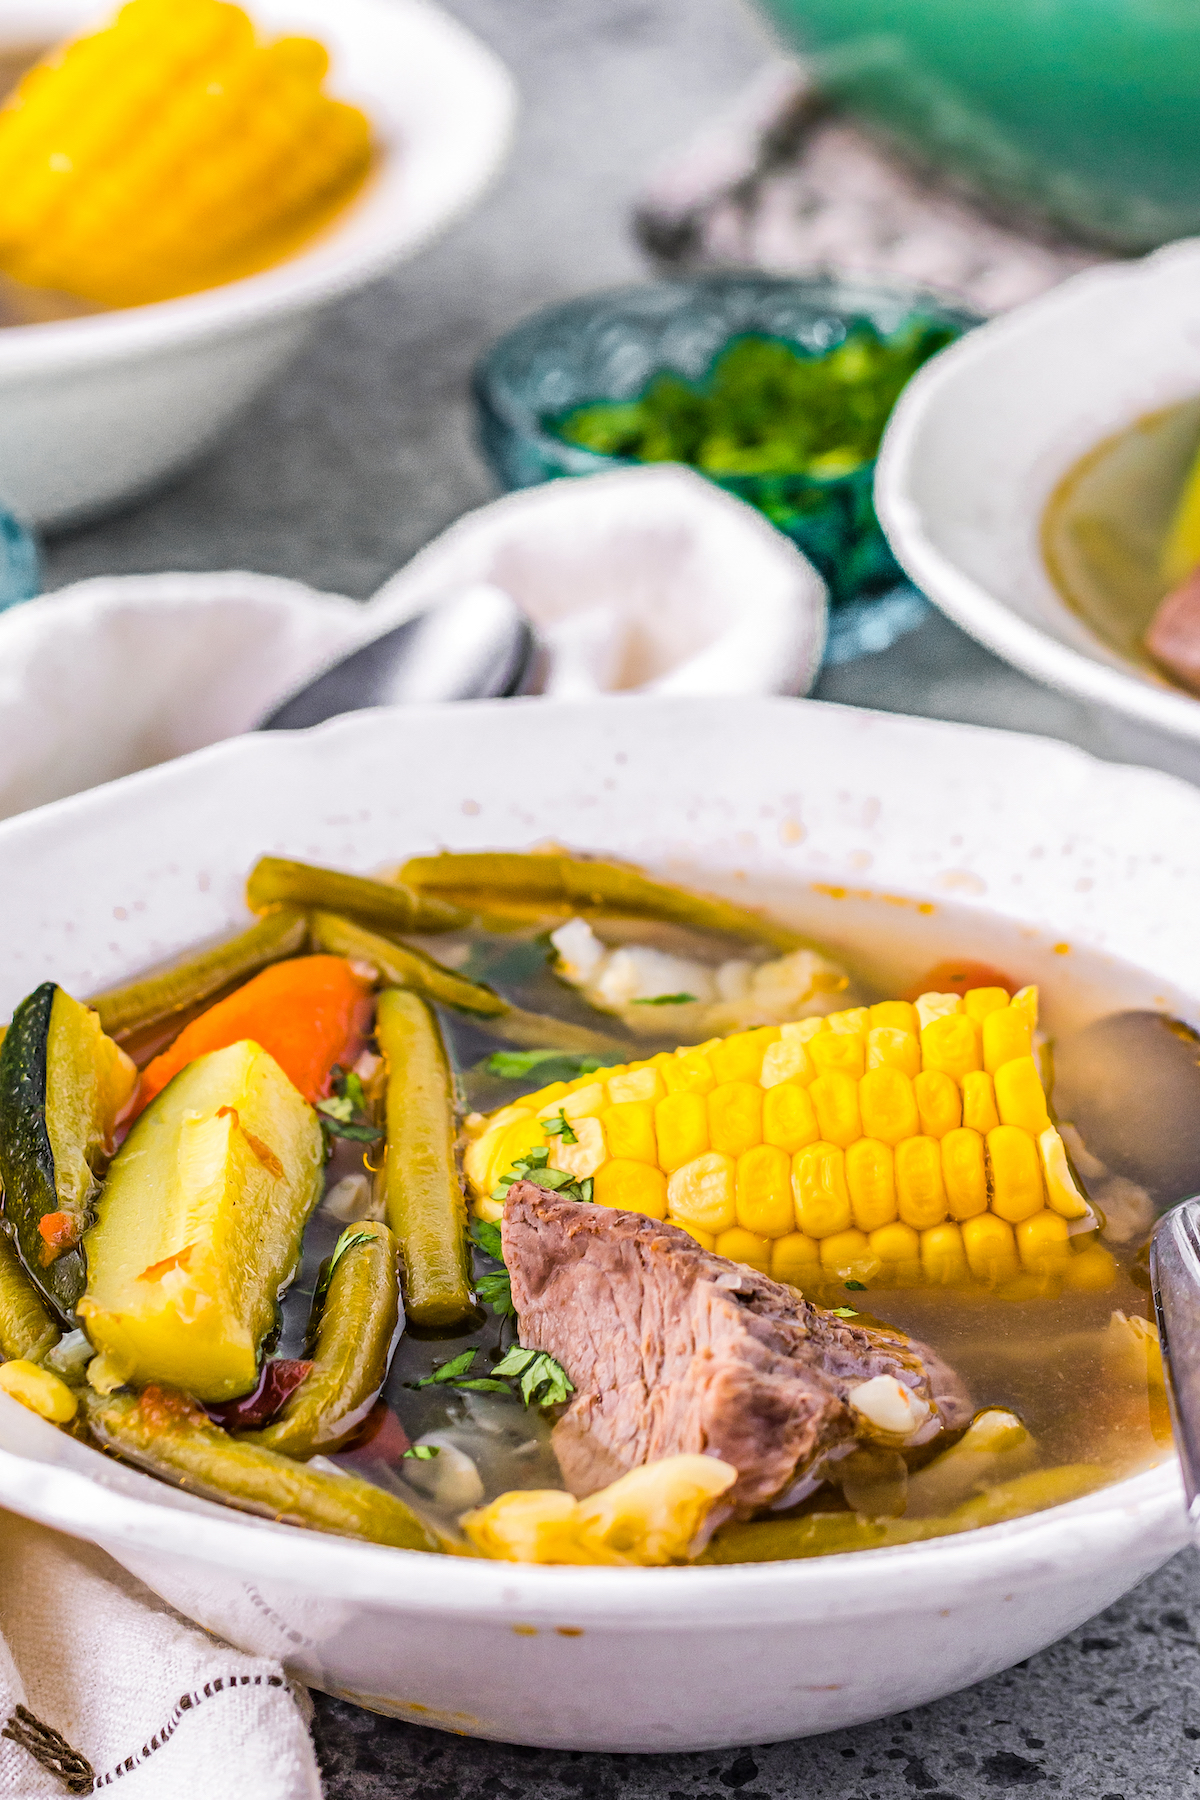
[0,0,515,527]
[473,274,979,613]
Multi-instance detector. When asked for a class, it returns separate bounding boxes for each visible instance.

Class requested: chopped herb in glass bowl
[473,275,979,609]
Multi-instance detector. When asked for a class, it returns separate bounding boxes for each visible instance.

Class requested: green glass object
[755,0,1200,252]
[473,275,976,609]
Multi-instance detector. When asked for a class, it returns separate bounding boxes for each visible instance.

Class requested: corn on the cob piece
[463,986,1115,1297]
[0,0,371,308]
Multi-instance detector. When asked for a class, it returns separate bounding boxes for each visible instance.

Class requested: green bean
[246,1222,401,1458]
[310,912,505,1015]
[398,851,813,954]
[86,1386,445,1553]
[376,989,474,1329]
[310,913,627,1055]
[248,856,467,935]
[0,1228,59,1363]
[699,1465,1108,1564]
[90,908,307,1041]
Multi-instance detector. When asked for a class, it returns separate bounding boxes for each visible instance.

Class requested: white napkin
[0,1511,321,1800]
[0,465,825,821]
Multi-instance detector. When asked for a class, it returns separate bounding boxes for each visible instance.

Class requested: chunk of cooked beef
[502,1182,972,1518]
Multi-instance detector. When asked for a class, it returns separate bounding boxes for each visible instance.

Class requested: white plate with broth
[0,695,1189,1750]
[875,237,1200,771]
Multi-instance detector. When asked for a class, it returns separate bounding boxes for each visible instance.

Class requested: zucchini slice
[0,984,138,1322]
[78,1040,324,1402]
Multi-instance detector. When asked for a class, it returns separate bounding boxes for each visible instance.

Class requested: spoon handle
[1150,1198,1200,1524]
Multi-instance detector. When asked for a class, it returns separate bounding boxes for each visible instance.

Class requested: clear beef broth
[1042,397,1200,674]
[266,890,1176,1549]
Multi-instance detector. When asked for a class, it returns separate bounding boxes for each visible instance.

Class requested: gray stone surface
[30,0,1200,1788]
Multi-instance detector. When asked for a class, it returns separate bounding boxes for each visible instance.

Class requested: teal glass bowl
[473,274,977,609]
[754,0,1200,253]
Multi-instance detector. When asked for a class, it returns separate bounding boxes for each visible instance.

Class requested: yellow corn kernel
[809,1070,862,1149]
[961,1070,999,1134]
[548,1115,607,1181]
[809,1031,865,1079]
[940,1127,989,1221]
[846,1138,898,1231]
[869,1220,920,1264]
[520,1081,569,1114]
[921,1221,969,1285]
[0,1359,77,1422]
[1017,1209,1071,1270]
[548,1081,607,1122]
[1038,1126,1090,1220]
[987,1125,1045,1223]
[866,1026,921,1077]
[870,1000,919,1035]
[707,1082,763,1157]
[736,1144,795,1238]
[982,1007,1033,1074]
[771,1231,820,1284]
[761,1081,820,1154]
[827,1007,871,1036]
[481,1112,547,1197]
[963,987,1011,1023]
[709,1027,779,1084]
[606,1066,665,1106]
[760,1036,815,1088]
[593,1160,667,1219]
[915,992,962,1030]
[920,1012,982,1082]
[858,1066,919,1146]
[1011,985,1039,1031]
[666,1152,737,1235]
[715,1227,771,1273]
[783,1017,829,1045]
[962,1211,1020,1283]
[819,1228,873,1273]
[601,1101,657,1164]
[913,1069,961,1139]
[660,1050,716,1097]
[994,1057,1051,1134]
[792,1142,853,1239]
[1063,1242,1117,1291]
[672,1221,715,1251]
[655,1093,709,1171]
[895,1135,948,1230]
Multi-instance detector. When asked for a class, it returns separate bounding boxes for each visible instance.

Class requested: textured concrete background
[35,0,1200,1789]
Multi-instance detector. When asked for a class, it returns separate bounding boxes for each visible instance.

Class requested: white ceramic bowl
[875,238,1200,763]
[0,696,1190,1750]
[0,0,515,526]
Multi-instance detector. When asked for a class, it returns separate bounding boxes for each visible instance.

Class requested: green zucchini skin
[0,983,83,1322]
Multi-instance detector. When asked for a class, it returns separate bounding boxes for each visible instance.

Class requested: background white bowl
[0,695,1190,1749]
[0,0,515,526]
[875,238,1200,776]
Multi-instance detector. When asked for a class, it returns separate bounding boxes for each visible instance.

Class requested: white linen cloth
[0,1512,321,1799]
[0,465,825,821]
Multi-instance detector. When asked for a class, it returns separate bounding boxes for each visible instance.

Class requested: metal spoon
[1151,1202,1200,1527]
[258,583,534,730]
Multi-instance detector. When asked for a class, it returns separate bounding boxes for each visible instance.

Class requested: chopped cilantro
[543,1110,579,1145]
[491,1345,574,1408]
[631,993,697,1007]
[403,1445,440,1460]
[415,1350,478,1387]
[475,1269,516,1319]
[490,1145,593,1208]
[830,1307,858,1319]
[469,1218,504,1261]
[844,1280,868,1292]
[316,1066,383,1149]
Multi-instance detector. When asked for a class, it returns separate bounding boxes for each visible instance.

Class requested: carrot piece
[133,956,374,1116]
[905,961,1018,1001]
